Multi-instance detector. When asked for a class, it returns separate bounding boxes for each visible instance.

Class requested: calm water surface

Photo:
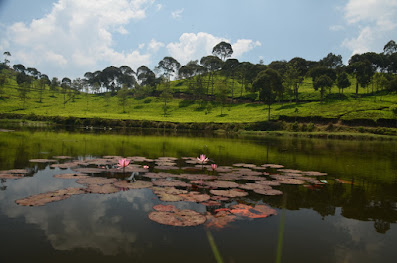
[0,128,396,263]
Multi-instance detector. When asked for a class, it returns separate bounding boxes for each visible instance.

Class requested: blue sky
[0,0,396,79]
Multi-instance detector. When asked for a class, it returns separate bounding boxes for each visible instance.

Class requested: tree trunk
[355,80,359,98]
[268,104,271,121]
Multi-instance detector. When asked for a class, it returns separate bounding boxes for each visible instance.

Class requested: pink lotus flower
[211,164,218,171]
[197,154,209,164]
[143,165,149,169]
[117,158,130,168]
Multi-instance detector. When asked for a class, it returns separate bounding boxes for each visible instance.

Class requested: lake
[0,127,396,263]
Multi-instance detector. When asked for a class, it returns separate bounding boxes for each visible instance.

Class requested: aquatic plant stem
[276,193,287,263]
[206,230,224,263]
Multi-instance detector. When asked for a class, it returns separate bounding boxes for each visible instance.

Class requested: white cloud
[156,4,162,11]
[342,26,374,55]
[166,32,261,65]
[171,8,184,19]
[341,0,397,57]
[232,39,262,58]
[5,0,156,78]
[329,25,344,32]
[148,39,165,52]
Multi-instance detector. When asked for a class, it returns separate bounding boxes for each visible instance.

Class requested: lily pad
[262,164,284,169]
[0,169,30,175]
[179,191,211,203]
[16,187,86,206]
[76,177,117,185]
[52,156,73,159]
[113,180,153,189]
[253,188,283,195]
[142,172,172,179]
[153,204,178,212]
[153,179,191,188]
[201,200,222,207]
[229,204,277,218]
[152,187,187,202]
[0,174,24,179]
[302,171,328,176]
[148,209,206,227]
[154,166,179,170]
[72,168,105,174]
[205,210,236,229]
[210,189,248,198]
[205,181,239,188]
[238,183,272,191]
[53,173,89,179]
[256,180,281,186]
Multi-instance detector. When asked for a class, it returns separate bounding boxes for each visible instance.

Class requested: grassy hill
[0,69,396,133]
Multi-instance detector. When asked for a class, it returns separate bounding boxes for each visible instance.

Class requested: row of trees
[2,40,397,117]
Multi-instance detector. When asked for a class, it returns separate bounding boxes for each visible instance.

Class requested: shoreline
[1,113,396,141]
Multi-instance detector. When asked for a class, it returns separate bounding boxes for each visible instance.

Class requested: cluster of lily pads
[0,154,329,228]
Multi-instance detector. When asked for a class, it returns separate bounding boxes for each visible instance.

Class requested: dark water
[0,128,396,263]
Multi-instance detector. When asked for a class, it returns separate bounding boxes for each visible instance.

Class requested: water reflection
[0,128,396,262]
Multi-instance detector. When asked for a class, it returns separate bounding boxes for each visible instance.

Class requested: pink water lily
[211,164,218,171]
[117,158,130,168]
[197,154,209,164]
[143,165,149,169]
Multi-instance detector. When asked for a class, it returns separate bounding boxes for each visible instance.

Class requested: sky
[0,0,396,79]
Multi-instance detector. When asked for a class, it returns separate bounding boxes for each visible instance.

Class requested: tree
[3,51,11,66]
[383,40,397,56]
[222,58,239,102]
[137,65,157,91]
[309,66,337,100]
[13,64,26,74]
[319,53,343,69]
[156,57,181,80]
[313,75,333,103]
[216,80,229,116]
[50,77,59,97]
[372,73,388,101]
[61,77,71,106]
[159,78,173,117]
[0,73,7,95]
[284,61,304,103]
[38,74,50,103]
[336,71,351,96]
[16,72,32,109]
[212,41,233,61]
[253,69,283,121]
[348,54,375,97]
[117,84,129,113]
[200,55,223,95]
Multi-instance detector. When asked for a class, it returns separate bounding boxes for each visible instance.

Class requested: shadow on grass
[277,103,304,110]
[179,99,195,108]
[216,113,228,117]
[245,103,263,108]
[134,105,144,109]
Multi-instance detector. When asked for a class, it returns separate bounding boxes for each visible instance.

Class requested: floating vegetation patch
[11,155,335,228]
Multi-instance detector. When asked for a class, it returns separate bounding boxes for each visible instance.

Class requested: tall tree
[3,51,11,66]
[61,77,71,106]
[348,55,373,98]
[38,74,50,103]
[253,69,283,121]
[50,77,59,97]
[200,55,223,95]
[216,80,229,116]
[156,57,181,80]
[319,53,343,69]
[212,41,233,61]
[16,72,31,109]
[117,84,129,113]
[336,71,351,95]
[222,58,239,102]
[13,64,26,74]
[383,40,397,56]
[313,75,333,103]
[284,61,304,103]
